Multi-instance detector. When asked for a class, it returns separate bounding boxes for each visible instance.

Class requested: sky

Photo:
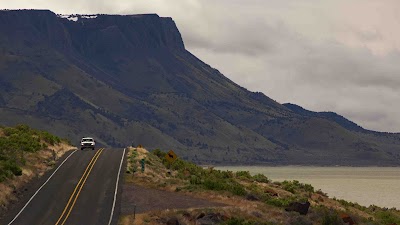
[2,0,400,132]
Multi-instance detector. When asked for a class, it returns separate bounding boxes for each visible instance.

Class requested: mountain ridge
[1,10,400,165]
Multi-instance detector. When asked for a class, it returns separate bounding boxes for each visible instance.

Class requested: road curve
[1,148,126,225]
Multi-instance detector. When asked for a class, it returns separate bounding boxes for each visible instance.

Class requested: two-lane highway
[1,148,126,225]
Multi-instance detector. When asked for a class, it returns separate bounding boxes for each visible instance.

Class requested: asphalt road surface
[1,148,126,225]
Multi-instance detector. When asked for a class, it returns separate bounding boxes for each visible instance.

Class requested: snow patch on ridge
[57,14,98,22]
[81,15,97,19]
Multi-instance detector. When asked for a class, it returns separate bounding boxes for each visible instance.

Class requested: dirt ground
[121,184,226,214]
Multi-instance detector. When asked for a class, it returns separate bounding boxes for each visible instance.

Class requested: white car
[80,137,95,150]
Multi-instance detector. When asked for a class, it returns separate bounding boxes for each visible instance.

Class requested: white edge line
[108,148,126,225]
[7,149,78,225]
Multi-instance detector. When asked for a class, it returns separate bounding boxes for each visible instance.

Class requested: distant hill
[283,103,365,132]
[1,10,400,165]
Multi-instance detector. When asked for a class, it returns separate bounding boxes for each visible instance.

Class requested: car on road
[80,137,95,150]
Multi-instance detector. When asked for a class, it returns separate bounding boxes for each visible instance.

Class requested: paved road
[1,148,126,225]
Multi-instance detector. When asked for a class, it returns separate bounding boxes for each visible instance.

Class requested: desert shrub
[3,161,22,176]
[170,158,186,171]
[316,189,328,197]
[312,207,343,225]
[282,181,296,193]
[152,149,166,158]
[0,170,13,182]
[152,150,247,196]
[3,127,18,136]
[0,160,22,182]
[220,170,234,179]
[15,124,30,132]
[199,173,246,196]
[0,124,67,182]
[375,211,400,224]
[302,183,314,192]
[265,197,292,207]
[61,138,72,145]
[127,150,138,173]
[203,177,226,190]
[281,180,314,193]
[252,173,270,183]
[336,199,367,211]
[39,131,61,145]
[265,194,308,208]
[189,175,202,185]
[235,171,252,179]
[229,182,247,196]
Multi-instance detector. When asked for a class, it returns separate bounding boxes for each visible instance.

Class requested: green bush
[235,171,252,179]
[203,177,226,190]
[321,211,341,225]
[190,175,202,185]
[4,161,22,176]
[152,149,166,158]
[375,211,400,224]
[265,197,291,207]
[281,180,314,194]
[39,131,61,145]
[0,124,67,183]
[0,160,22,182]
[229,183,247,196]
[252,173,270,183]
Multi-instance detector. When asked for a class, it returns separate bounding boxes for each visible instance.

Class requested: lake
[214,166,400,209]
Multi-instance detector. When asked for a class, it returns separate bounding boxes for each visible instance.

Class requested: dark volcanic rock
[285,201,310,215]
[166,217,180,225]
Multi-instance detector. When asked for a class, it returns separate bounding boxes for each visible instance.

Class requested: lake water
[214,166,400,209]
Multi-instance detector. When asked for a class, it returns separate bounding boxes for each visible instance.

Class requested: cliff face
[1,10,400,165]
[0,10,184,51]
[63,14,185,53]
[0,10,72,52]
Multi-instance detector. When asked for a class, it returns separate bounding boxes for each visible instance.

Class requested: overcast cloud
[2,0,400,132]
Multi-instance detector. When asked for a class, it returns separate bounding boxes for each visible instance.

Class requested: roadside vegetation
[122,147,400,225]
[0,124,68,181]
[0,124,73,213]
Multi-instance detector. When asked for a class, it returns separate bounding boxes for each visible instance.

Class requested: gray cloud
[1,0,400,132]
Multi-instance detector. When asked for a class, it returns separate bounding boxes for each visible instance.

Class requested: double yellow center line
[55,148,104,225]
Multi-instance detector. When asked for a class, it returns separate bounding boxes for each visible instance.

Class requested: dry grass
[0,143,75,210]
[125,147,179,191]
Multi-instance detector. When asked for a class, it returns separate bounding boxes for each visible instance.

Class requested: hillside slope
[121,147,400,225]
[0,10,399,165]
